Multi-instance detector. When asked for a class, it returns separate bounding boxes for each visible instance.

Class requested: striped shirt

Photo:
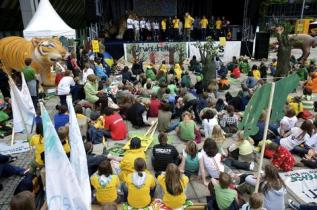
[301,95,314,112]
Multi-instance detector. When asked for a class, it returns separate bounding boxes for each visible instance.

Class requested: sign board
[280,169,317,204]
[0,140,30,155]
[124,42,188,64]
[92,40,100,53]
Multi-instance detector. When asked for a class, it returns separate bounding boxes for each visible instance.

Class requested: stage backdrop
[280,169,317,204]
[124,42,188,64]
[189,41,241,63]
[133,0,177,17]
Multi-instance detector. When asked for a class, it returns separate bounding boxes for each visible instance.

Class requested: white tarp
[188,41,241,63]
[23,0,76,40]
[9,74,35,134]
[280,169,317,204]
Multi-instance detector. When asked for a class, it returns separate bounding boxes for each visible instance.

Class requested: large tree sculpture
[195,37,220,91]
[274,23,295,77]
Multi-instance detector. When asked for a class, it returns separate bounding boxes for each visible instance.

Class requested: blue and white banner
[9,74,35,133]
[40,103,89,210]
[67,96,91,209]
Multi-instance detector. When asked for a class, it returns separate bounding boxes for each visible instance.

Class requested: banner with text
[189,41,241,63]
[124,42,188,64]
[280,169,317,204]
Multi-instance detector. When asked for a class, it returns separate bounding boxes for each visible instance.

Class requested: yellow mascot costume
[0,36,67,86]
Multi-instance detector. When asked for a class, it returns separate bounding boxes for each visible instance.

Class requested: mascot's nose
[61,51,67,58]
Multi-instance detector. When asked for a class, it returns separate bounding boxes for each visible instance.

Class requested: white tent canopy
[23,0,76,40]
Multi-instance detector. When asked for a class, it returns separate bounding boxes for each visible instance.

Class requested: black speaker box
[254,32,270,60]
[240,41,253,58]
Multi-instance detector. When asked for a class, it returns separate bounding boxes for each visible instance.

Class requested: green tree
[274,22,296,77]
[194,37,220,91]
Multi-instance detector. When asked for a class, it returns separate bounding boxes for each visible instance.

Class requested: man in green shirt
[22,58,38,107]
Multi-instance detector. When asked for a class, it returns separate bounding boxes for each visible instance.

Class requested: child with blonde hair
[241,192,267,210]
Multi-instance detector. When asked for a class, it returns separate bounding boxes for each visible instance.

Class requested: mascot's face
[31,37,67,64]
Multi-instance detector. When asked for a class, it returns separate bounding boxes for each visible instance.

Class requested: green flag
[238,83,271,138]
[238,73,300,138]
[270,73,300,123]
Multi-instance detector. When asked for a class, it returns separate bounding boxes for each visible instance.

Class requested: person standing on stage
[215,17,222,39]
[146,18,152,41]
[152,19,160,42]
[184,12,194,41]
[127,14,134,42]
[200,15,209,41]
[172,16,180,41]
[140,17,146,41]
[161,18,167,42]
[134,16,140,42]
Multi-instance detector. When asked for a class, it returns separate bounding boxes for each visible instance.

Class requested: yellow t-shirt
[160,64,168,73]
[90,174,120,204]
[158,174,189,209]
[289,102,304,115]
[161,20,167,31]
[200,18,208,28]
[126,172,156,208]
[216,20,222,29]
[184,15,194,29]
[119,148,146,181]
[30,134,44,166]
[94,116,104,129]
[252,70,261,80]
[62,138,71,154]
[173,19,180,29]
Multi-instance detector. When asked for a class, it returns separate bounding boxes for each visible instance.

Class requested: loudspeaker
[254,32,270,60]
[240,41,253,57]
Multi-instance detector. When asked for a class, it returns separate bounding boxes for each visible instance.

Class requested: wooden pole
[10,127,15,146]
[255,82,275,193]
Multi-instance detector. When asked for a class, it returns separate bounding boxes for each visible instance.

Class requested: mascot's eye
[44,43,55,48]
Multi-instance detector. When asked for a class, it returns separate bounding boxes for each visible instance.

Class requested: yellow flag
[219,37,226,46]
[92,40,100,53]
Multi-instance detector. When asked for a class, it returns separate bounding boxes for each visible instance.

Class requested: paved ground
[1,46,316,209]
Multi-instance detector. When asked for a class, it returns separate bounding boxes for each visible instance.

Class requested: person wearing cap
[117,137,146,181]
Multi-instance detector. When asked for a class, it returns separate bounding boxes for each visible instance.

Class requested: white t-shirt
[280,127,310,151]
[146,21,151,30]
[202,118,218,138]
[140,20,146,29]
[153,22,159,30]
[306,134,317,152]
[201,150,224,178]
[57,76,75,95]
[82,68,94,83]
[127,18,134,29]
[133,20,140,30]
[278,116,298,134]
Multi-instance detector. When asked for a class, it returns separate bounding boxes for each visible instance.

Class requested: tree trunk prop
[275,34,291,78]
[202,54,217,90]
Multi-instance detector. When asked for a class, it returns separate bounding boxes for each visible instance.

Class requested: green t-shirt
[179,120,195,141]
[22,66,36,81]
[214,184,237,210]
[167,84,177,94]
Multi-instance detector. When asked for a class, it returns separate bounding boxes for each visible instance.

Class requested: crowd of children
[2,47,317,210]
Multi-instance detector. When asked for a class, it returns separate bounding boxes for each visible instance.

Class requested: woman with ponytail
[125,158,156,208]
[158,163,189,209]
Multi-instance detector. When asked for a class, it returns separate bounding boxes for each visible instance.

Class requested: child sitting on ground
[179,141,204,178]
[54,105,69,130]
[158,163,189,209]
[57,126,71,158]
[124,158,156,208]
[87,111,105,144]
[218,75,230,90]
[241,192,267,210]
[90,159,120,204]
[301,87,314,113]
[207,172,238,210]
[268,142,295,172]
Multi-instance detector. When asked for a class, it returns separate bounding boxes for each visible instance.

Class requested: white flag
[40,103,89,210]
[67,96,91,209]
[9,74,35,133]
